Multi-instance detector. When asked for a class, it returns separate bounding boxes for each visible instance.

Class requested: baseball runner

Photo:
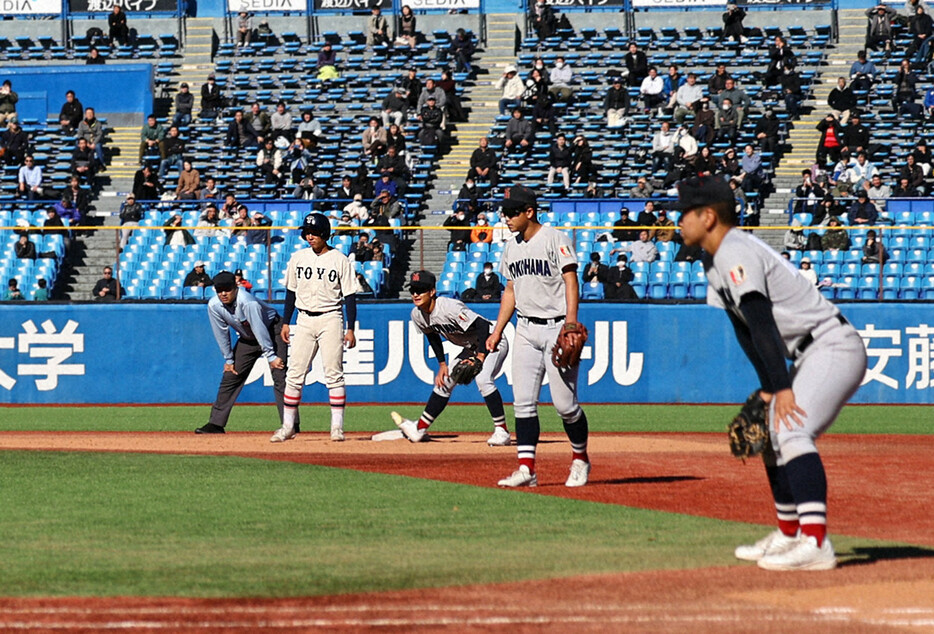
[271,212,357,443]
[676,175,867,571]
[391,269,511,446]
[196,271,297,434]
[486,185,592,488]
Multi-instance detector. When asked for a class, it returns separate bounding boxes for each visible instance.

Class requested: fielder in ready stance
[271,213,357,443]
[677,175,867,571]
[391,269,511,446]
[196,270,295,434]
[486,185,592,488]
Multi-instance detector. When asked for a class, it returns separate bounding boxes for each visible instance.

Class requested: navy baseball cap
[501,185,538,211]
[213,271,236,291]
[409,270,436,294]
[671,175,734,211]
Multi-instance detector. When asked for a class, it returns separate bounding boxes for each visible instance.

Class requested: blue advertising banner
[0,302,930,405]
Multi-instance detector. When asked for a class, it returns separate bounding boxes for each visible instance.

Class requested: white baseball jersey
[706,229,841,356]
[286,247,356,313]
[499,225,577,318]
[411,297,489,353]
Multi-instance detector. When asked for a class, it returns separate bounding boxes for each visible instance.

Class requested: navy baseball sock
[563,411,589,463]
[765,463,799,537]
[515,416,540,472]
[418,391,449,431]
[784,452,828,546]
[483,390,507,429]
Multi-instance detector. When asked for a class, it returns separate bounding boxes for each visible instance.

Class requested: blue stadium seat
[581,281,604,300]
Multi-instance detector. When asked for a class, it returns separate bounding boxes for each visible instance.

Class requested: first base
[371,429,405,441]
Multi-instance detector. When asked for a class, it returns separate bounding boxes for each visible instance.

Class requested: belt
[298,308,339,317]
[519,315,565,326]
[794,315,848,359]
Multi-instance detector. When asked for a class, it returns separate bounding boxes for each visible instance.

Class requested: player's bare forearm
[562,270,580,323]
[435,362,449,388]
[344,329,356,349]
[487,283,515,351]
[280,323,290,344]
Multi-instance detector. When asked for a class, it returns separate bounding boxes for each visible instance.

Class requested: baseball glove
[551,322,589,369]
[728,391,771,460]
[449,355,483,385]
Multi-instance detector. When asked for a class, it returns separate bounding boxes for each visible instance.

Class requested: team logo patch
[558,245,572,257]
[457,312,469,323]
[729,265,747,285]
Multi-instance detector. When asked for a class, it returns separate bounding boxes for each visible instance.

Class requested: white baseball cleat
[734,529,799,562]
[565,459,591,487]
[270,426,296,443]
[757,535,837,571]
[486,427,511,446]
[330,426,345,442]
[391,411,426,443]
[497,465,537,488]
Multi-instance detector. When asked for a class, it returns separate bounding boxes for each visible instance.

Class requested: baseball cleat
[565,459,591,487]
[195,423,225,434]
[734,529,799,562]
[391,411,426,443]
[757,535,836,571]
[270,426,296,443]
[330,426,345,442]
[487,427,511,446]
[497,465,537,488]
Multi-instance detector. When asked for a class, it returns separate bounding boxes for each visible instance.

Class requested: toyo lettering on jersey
[294,266,341,282]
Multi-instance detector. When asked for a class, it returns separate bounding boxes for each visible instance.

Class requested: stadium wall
[0,302,927,405]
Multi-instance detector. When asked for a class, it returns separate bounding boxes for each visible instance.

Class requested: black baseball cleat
[195,423,225,434]
[294,421,300,434]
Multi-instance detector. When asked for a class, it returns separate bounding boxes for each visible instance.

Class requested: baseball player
[676,175,867,571]
[485,185,592,488]
[270,212,357,443]
[391,269,511,446]
[196,271,297,434]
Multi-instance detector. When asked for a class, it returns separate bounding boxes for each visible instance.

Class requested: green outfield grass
[0,403,931,434]
[0,451,892,598]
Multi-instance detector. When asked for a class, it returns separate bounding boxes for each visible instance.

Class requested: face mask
[484,268,493,275]
[618,262,626,269]
[456,214,465,220]
[535,63,544,70]
[722,104,730,111]
[556,62,564,69]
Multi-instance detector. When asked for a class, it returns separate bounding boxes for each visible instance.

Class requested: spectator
[164,213,195,246]
[343,194,368,222]
[34,278,49,301]
[496,65,524,115]
[492,216,512,243]
[381,86,408,129]
[236,11,253,47]
[754,107,781,154]
[812,191,842,226]
[624,42,649,88]
[76,107,105,169]
[504,108,533,158]
[653,209,677,243]
[613,207,638,242]
[900,154,926,194]
[912,140,932,175]
[548,55,574,103]
[716,77,749,126]
[62,172,90,213]
[866,173,891,211]
[604,76,630,128]
[689,99,714,145]
[373,173,397,199]
[781,68,803,118]
[910,5,934,63]
[401,68,422,110]
[200,74,223,119]
[246,211,271,246]
[865,3,898,51]
[674,73,704,124]
[572,135,594,185]
[629,229,658,263]
[738,144,765,193]
[352,233,372,262]
[457,176,479,217]
[397,5,418,49]
[200,177,220,200]
[636,201,658,229]
[255,138,285,185]
[316,42,338,70]
[234,268,252,291]
[366,6,391,47]
[296,110,321,150]
[270,102,293,142]
[849,50,877,94]
[363,205,396,250]
[194,204,222,240]
[708,63,732,96]
[468,136,498,185]
[160,125,185,178]
[763,36,795,87]
[828,77,857,124]
[4,278,24,301]
[842,109,873,160]
[86,46,105,65]
[369,188,403,220]
[582,252,608,284]
[722,3,746,43]
[417,96,444,146]
[0,80,18,124]
[42,207,67,251]
[417,79,447,113]
[663,64,685,111]
[630,176,654,198]
[362,116,388,158]
[449,28,474,74]
[176,160,201,200]
[378,145,408,193]
[893,59,920,115]
[651,121,676,172]
[118,192,143,249]
[715,97,738,143]
[823,216,850,250]
[783,219,807,250]
[846,152,878,191]
[184,261,213,287]
[18,155,43,200]
[862,229,887,263]
[546,133,572,189]
[530,0,557,39]
[605,255,637,300]
[244,103,270,144]
[470,213,493,244]
[474,262,502,301]
[225,110,257,149]
[14,234,36,260]
[816,113,844,166]
[799,258,818,286]
[386,122,406,156]
[794,169,825,215]
[849,189,878,225]
[443,208,470,250]
[1,121,27,166]
[59,90,83,132]
[640,67,665,113]
[132,164,161,200]
[108,5,129,47]
[92,267,118,301]
[173,83,193,128]
[71,138,96,181]
[894,176,920,197]
[693,145,717,176]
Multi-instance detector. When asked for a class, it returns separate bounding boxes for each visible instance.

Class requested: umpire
[196,271,298,434]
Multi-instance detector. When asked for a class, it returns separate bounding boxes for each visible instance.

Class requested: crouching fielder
[271,212,357,443]
[676,175,867,571]
[391,269,511,446]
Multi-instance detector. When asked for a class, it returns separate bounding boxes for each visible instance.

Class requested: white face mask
[556,62,564,69]
[618,262,626,269]
[456,213,465,220]
[722,104,730,111]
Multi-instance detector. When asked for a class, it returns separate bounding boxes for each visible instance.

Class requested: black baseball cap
[409,270,436,294]
[671,175,734,211]
[213,271,236,291]
[501,185,537,211]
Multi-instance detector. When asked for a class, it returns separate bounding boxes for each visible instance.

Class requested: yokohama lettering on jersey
[499,225,577,318]
[286,247,356,313]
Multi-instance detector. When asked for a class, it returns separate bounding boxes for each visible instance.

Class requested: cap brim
[409,283,434,293]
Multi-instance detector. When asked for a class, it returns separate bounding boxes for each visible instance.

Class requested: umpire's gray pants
[208,320,294,428]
